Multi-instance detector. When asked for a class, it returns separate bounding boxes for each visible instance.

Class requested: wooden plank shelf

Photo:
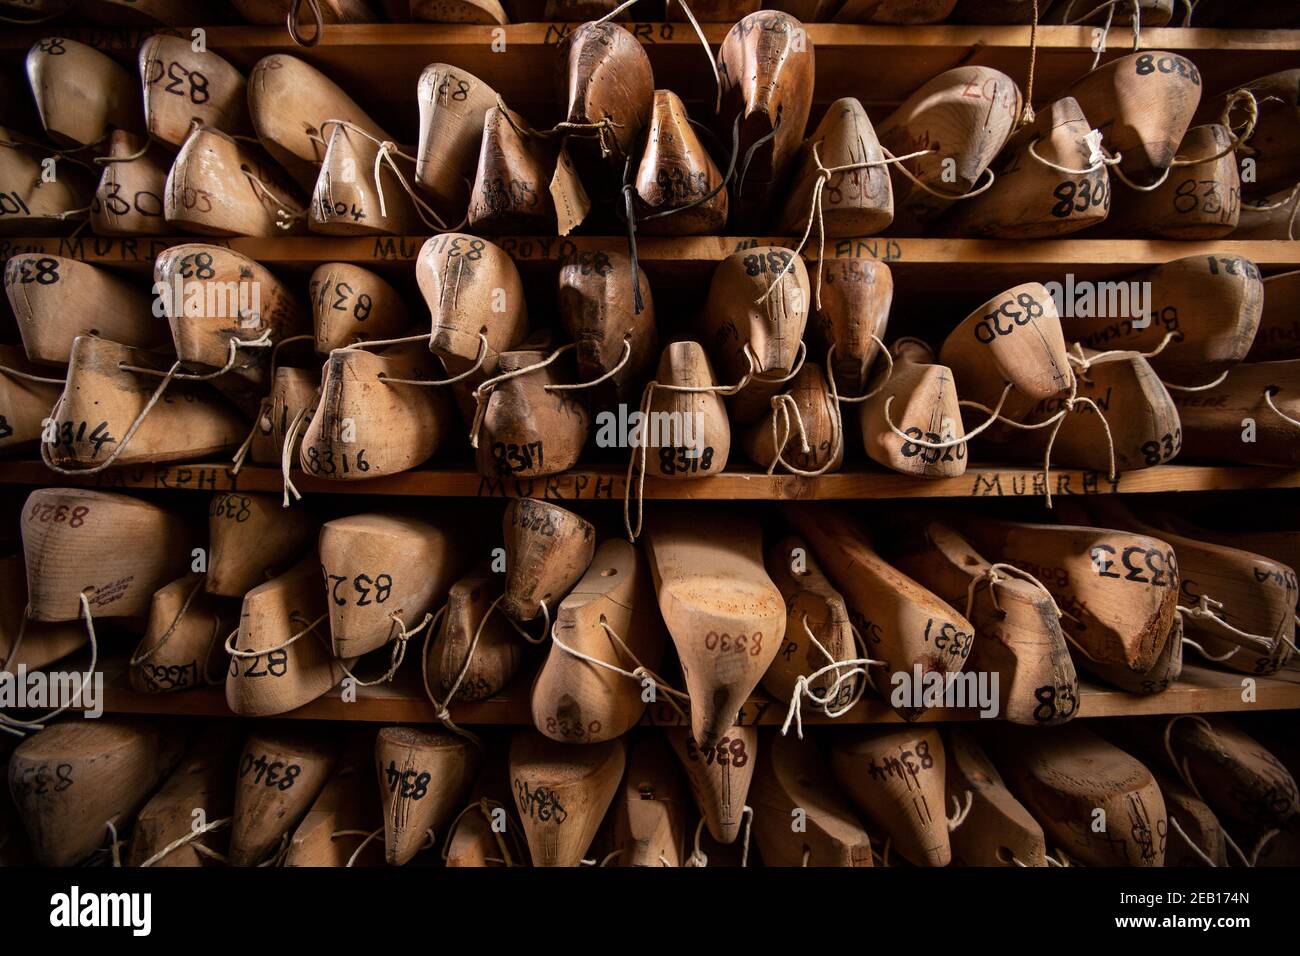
[1,461,1298,500]
[1,23,1296,125]
[2,236,1297,302]
[65,661,1300,725]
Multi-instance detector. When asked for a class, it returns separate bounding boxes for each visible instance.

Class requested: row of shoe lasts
[4,485,1295,728]
[2,13,1298,239]
[3,237,1298,482]
[3,710,1298,867]
[4,0,1297,29]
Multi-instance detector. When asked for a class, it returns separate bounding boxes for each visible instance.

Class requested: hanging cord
[418,598,516,751]
[765,363,842,476]
[288,0,324,47]
[1160,714,1269,868]
[224,611,326,663]
[882,380,1014,451]
[781,615,883,739]
[684,807,754,868]
[1167,814,1218,867]
[232,334,316,474]
[620,115,741,315]
[947,791,974,831]
[334,610,434,687]
[40,361,183,475]
[1061,0,1142,72]
[318,119,458,232]
[1027,129,1120,176]
[139,817,232,867]
[334,330,490,386]
[958,358,1116,508]
[760,142,940,310]
[441,797,527,866]
[1177,594,1286,655]
[0,364,65,385]
[120,329,274,381]
[495,95,623,162]
[545,337,632,393]
[1264,387,1300,429]
[279,404,312,507]
[129,574,214,666]
[623,347,758,541]
[1018,0,1040,128]
[547,617,691,722]
[830,338,896,405]
[93,139,154,165]
[469,343,578,449]
[964,562,1063,623]
[0,593,99,738]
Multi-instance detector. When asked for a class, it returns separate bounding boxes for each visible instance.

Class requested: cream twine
[548,617,691,723]
[280,404,312,507]
[947,791,974,831]
[288,0,324,47]
[441,797,526,866]
[1167,814,1218,867]
[418,596,518,751]
[121,329,274,381]
[139,816,232,867]
[964,562,1063,623]
[1061,0,1142,72]
[334,330,490,387]
[0,365,65,385]
[623,347,758,541]
[830,338,896,405]
[958,354,1116,508]
[319,119,459,233]
[1177,593,1286,655]
[882,380,1014,451]
[594,0,721,113]
[469,343,578,449]
[1264,387,1300,429]
[334,610,434,687]
[685,806,753,868]
[760,143,971,310]
[765,368,842,477]
[0,593,99,738]
[224,612,326,659]
[545,337,632,392]
[780,614,883,739]
[40,360,183,475]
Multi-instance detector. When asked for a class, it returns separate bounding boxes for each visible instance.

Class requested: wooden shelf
[2,236,1297,303]
[71,661,1300,725]
[1,23,1296,126]
[3,460,1299,500]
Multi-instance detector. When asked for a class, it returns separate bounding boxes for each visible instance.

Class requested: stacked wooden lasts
[1,2,1299,867]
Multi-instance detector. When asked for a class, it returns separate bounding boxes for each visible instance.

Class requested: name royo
[0,666,102,718]
[50,887,151,937]
[889,665,1000,719]
[1043,274,1153,327]
[593,403,707,452]
[151,273,262,323]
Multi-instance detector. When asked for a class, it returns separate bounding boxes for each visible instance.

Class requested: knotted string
[139,816,232,867]
[547,617,691,722]
[1060,0,1142,72]
[120,329,274,381]
[545,337,632,392]
[279,404,311,507]
[419,598,512,751]
[765,362,843,477]
[623,347,758,541]
[780,615,883,739]
[441,797,526,866]
[334,610,434,687]
[129,574,221,671]
[882,380,1014,451]
[288,0,324,47]
[759,142,951,310]
[40,360,184,475]
[318,118,458,232]
[224,612,327,660]
[0,593,99,737]
[469,343,578,449]
[964,562,1063,623]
